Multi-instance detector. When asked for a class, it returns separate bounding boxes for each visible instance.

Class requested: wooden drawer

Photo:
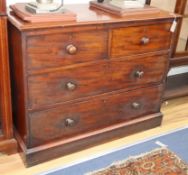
[111,23,172,58]
[26,30,108,70]
[28,53,168,109]
[28,85,162,147]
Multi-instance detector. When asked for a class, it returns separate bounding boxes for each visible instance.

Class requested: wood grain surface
[8,4,175,166]
[0,0,6,15]
[27,53,168,109]
[26,30,108,70]
[0,16,17,154]
[28,85,162,147]
[111,23,172,57]
[8,4,178,31]
[0,96,188,174]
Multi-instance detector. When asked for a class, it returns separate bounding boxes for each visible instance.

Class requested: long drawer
[28,85,163,147]
[111,23,172,58]
[26,30,108,70]
[28,53,168,109]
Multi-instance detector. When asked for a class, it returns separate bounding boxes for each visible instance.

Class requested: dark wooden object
[145,0,151,5]
[0,0,6,15]
[148,0,188,63]
[0,0,17,154]
[148,0,188,99]
[8,4,177,166]
[172,0,188,58]
[168,0,188,99]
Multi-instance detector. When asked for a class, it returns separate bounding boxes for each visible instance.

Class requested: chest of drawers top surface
[8,4,178,31]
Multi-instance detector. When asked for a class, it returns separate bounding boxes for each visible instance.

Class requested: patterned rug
[87,148,188,175]
[38,127,188,175]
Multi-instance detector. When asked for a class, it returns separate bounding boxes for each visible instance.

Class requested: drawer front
[111,23,172,57]
[26,30,108,70]
[28,53,168,109]
[29,85,163,147]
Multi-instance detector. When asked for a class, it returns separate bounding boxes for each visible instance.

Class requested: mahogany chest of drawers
[8,4,177,166]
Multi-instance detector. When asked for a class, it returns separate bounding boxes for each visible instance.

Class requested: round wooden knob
[65,118,75,127]
[132,102,141,110]
[66,44,77,55]
[141,37,150,45]
[66,82,77,91]
[135,70,144,79]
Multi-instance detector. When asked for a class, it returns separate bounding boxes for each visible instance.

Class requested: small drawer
[28,85,163,147]
[26,30,108,70]
[111,23,172,57]
[28,53,168,109]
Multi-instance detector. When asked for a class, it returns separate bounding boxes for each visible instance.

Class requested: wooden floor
[1,96,188,175]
